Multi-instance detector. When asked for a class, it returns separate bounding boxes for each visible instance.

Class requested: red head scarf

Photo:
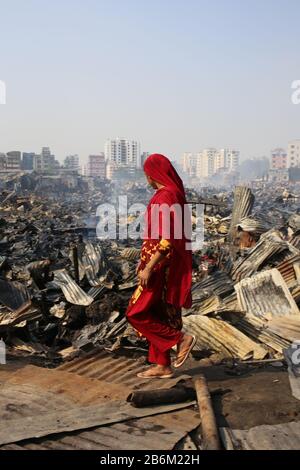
[143,153,192,308]
[143,153,185,200]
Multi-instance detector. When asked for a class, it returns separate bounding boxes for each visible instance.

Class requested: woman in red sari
[126,154,196,379]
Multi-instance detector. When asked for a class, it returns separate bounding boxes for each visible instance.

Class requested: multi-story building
[182,148,240,180]
[214,149,240,174]
[182,152,199,178]
[64,154,80,172]
[214,149,227,174]
[200,148,217,178]
[87,154,106,178]
[268,168,289,183]
[6,151,21,171]
[33,154,42,172]
[22,152,35,170]
[288,140,300,168]
[105,138,141,168]
[41,147,56,172]
[195,152,203,178]
[0,153,7,171]
[31,147,60,173]
[270,148,287,169]
[182,152,192,174]
[141,152,150,167]
[226,149,240,173]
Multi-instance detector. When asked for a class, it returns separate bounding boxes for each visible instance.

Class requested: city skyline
[0,0,300,162]
[0,140,297,166]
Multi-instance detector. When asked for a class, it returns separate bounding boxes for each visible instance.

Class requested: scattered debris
[1,175,300,450]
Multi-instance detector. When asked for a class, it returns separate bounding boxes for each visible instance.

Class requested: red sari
[126,154,192,366]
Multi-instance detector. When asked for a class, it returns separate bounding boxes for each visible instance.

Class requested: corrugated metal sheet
[231,230,300,282]
[77,242,109,287]
[228,186,255,240]
[236,215,272,234]
[268,316,300,342]
[0,301,41,328]
[0,358,199,450]
[221,421,300,450]
[235,268,300,318]
[292,285,300,304]
[191,271,234,306]
[183,315,268,360]
[121,247,141,261]
[0,256,7,269]
[236,315,290,354]
[72,317,127,349]
[53,269,94,306]
[276,254,300,287]
[0,399,197,446]
[87,284,107,300]
[118,265,138,290]
[290,232,300,251]
[0,279,30,310]
[184,295,221,317]
[0,409,199,451]
[216,292,240,315]
[58,349,191,390]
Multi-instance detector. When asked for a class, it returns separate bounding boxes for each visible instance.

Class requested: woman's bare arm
[138,239,171,287]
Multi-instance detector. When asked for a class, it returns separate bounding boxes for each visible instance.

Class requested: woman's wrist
[145,263,153,272]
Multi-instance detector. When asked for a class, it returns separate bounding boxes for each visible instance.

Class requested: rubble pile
[0,174,300,365]
[0,174,147,361]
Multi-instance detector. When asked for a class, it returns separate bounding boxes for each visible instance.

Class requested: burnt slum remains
[1,172,300,450]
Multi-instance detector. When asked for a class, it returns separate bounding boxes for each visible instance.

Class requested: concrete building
[64,154,80,172]
[104,138,141,168]
[225,149,239,173]
[33,154,42,172]
[271,148,287,169]
[268,168,289,183]
[22,152,35,170]
[6,151,21,171]
[182,148,239,181]
[87,154,106,178]
[213,149,227,174]
[182,152,199,178]
[141,152,150,167]
[200,148,217,178]
[0,153,7,171]
[105,161,117,180]
[41,147,55,172]
[182,152,192,174]
[288,140,300,168]
[214,149,240,173]
[31,147,60,173]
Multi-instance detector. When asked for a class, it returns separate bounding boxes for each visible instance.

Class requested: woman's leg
[127,308,183,358]
[148,342,171,366]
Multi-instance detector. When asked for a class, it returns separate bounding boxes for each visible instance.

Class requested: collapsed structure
[1,172,300,450]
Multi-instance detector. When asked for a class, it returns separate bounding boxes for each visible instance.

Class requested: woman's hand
[138,266,152,287]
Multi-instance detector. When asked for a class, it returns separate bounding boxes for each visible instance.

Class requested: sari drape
[126,154,192,366]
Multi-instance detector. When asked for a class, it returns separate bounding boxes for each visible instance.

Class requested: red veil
[143,154,192,308]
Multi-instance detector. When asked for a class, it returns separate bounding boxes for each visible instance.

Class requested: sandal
[137,369,174,379]
[173,335,196,369]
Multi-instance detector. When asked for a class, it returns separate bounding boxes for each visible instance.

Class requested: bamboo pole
[194,375,221,450]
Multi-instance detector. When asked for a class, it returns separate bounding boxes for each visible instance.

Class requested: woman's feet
[137,364,174,379]
[173,334,196,368]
